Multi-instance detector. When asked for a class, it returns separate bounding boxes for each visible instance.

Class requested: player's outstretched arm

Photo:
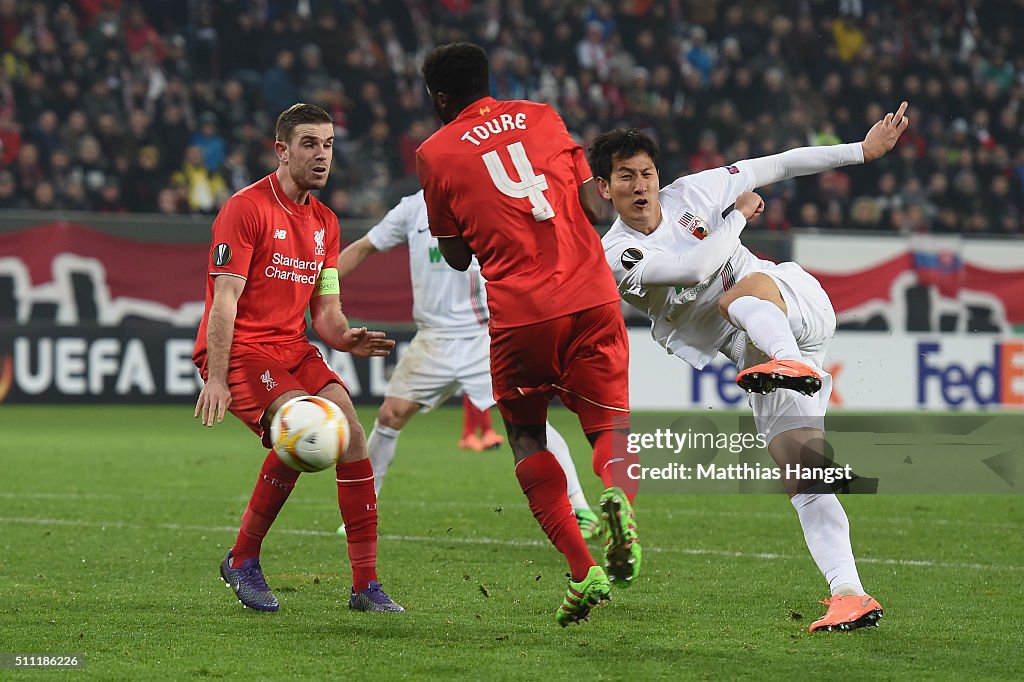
[861,100,910,162]
[686,102,910,207]
[310,293,396,358]
[337,236,379,279]
[194,274,244,427]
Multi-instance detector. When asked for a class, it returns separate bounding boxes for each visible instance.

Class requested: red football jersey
[193,172,340,361]
[416,97,619,328]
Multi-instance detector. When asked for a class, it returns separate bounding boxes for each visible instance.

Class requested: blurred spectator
[75,136,109,198]
[0,169,18,208]
[262,50,299,119]
[156,186,184,214]
[0,0,1018,229]
[12,142,44,195]
[125,145,165,212]
[577,22,611,81]
[30,180,59,210]
[849,196,882,230]
[760,198,791,232]
[95,179,128,213]
[220,147,252,194]
[0,110,21,166]
[190,111,227,173]
[171,145,227,213]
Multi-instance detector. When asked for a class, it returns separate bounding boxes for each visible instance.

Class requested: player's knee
[377,399,418,430]
[718,290,740,320]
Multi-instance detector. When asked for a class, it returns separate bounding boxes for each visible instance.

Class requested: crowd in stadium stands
[0,0,1022,235]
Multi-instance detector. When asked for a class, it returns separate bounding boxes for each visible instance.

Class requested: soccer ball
[270,396,350,472]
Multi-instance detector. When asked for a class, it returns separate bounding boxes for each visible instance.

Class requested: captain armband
[314,267,339,296]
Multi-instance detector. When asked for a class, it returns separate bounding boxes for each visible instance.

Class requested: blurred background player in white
[459,393,504,452]
[335,190,600,538]
[591,102,910,632]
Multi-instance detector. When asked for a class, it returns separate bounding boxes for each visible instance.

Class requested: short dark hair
[587,129,661,181]
[275,103,333,143]
[421,42,489,100]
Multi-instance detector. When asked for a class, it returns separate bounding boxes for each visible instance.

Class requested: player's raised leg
[320,383,404,613]
[721,274,822,396]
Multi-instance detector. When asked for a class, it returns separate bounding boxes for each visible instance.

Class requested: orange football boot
[457,434,486,452]
[808,594,884,632]
[736,358,822,396]
[480,430,505,450]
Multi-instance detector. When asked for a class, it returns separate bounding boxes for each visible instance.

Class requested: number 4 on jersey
[482,142,555,222]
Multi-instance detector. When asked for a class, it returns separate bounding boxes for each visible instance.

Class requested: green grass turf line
[0,406,1021,679]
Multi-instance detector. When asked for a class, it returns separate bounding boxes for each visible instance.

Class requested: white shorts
[385,330,495,412]
[735,262,837,444]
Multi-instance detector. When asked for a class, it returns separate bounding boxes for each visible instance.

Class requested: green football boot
[600,487,642,588]
[575,508,601,541]
[555,565,611,627]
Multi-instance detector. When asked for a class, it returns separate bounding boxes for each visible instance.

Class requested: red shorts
[196,341,346,447]
[489,301,630,434]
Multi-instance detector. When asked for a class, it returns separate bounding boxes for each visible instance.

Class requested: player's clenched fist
[736,191,765,221]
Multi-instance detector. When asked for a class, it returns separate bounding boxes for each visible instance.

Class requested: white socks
[791,491,865,595]
[545,422,590,511]
[726,295,801,361]
[367,420,401,496]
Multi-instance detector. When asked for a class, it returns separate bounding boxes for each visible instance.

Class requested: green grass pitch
[1,405,1022,679]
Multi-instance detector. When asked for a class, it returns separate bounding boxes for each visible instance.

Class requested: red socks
[477,402,494,433]
[462,394,476,438]
[592,431,638,503]
[463,394,496,437]
[231,452,381,592]
[231,450,299,567]
[336,458,379,591]
[515,450,595,582]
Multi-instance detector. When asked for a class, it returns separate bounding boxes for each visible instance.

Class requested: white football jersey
[367,190,488,337]
[603,162,775,369]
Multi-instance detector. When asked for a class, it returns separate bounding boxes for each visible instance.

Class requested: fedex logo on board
[918,341,1024,408]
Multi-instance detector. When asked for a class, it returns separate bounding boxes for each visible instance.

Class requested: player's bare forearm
[195,280,240,426]
[337,236,378,279]
[438,235,473,271]
[861,100,910,163]
[310,294,396,357]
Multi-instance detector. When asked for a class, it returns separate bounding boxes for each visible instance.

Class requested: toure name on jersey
[459,112,528,146]
[265,252,323,284]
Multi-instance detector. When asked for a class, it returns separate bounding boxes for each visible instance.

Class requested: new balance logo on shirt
[274,229,287,240]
